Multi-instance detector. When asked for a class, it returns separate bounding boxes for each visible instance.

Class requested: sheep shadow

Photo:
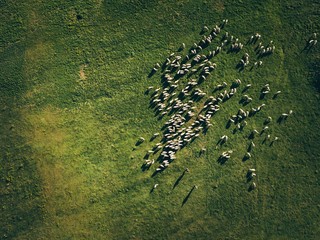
[141,163,151,172]
[242,155,250,162]
[135,140,144,146]
[217,156,228,165]
[151,169,163,177]
[277,116,286,124]
[148,69,156,78]
[226,120,232,129]
[236,63,244,72]
[259,93,266,100]
[248,184,256,192]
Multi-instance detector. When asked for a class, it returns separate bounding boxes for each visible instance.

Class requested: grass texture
[0,0,319,239]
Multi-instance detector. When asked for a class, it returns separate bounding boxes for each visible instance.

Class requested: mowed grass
[0,0,319,239]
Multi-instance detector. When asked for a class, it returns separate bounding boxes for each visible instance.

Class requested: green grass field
[1,0,319,239]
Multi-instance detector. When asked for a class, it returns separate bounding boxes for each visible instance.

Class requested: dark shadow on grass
[277,116,287,124]
[226,120,232,129]
[141,163,151,172]
[182,185,197,206]
[246,175,254,183]
[301,43,314,54]
[238,98,245,104]
[262,138,267,144]
[217,156,227,165]
[248,132,255,140]
[144,89,150,95]
[148,69,156,78]
[173,171,186,189]
[259,93,266,100]
[242,155,250,162]
[248,184,256,192]
[242,86,250,93]
[150,135,159,142]
[236,62,244,71]
[151,169,163,177]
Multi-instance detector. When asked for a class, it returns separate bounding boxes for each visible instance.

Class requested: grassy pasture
[0,0,319,239]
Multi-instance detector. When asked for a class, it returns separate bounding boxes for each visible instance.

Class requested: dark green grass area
[0,0,319,239]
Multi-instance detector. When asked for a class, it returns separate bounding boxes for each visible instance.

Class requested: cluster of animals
[138,19,293,192]
[307,33,317,48]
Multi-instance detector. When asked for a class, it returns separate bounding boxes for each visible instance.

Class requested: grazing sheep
[241,121,247,129]
[264,116,272,124]
[200,147,206,154]
[261,126,269,134]
[280,111,292,121]
[250,182,257,190]
[247,172,256,181]
[270,137,279,146]
[202,26,209,32]
[145,159,155,166]
[220,135,228,144]
[273,91,281,99]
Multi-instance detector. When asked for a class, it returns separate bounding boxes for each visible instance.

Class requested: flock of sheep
[138,19,296,192]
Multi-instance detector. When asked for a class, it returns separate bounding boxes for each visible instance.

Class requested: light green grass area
[0,0,319,239]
